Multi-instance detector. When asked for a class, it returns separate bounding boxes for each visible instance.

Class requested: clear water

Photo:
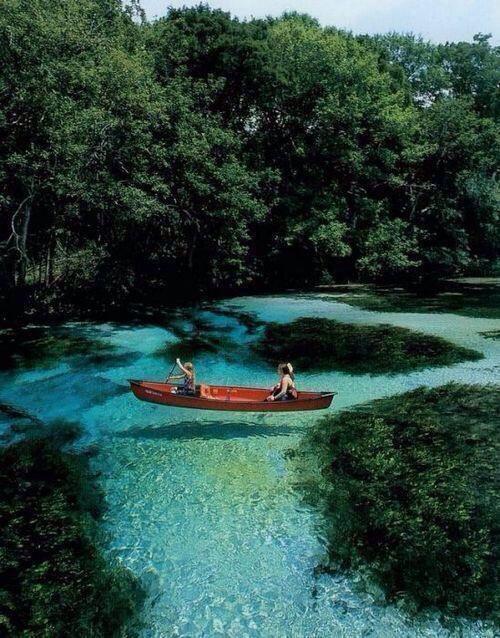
[1,294,499,637]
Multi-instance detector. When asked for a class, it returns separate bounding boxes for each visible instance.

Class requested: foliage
[0,3,498,319]
[293,384,500,619]
[357,218,420,279]
[255,317,482,372]
[0,427,144,637]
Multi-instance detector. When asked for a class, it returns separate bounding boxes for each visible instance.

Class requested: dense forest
[1,1,498,318]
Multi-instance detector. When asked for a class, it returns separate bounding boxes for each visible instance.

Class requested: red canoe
[129,380,335,412]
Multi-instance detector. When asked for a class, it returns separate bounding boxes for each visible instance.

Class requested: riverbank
[2,278,499,327]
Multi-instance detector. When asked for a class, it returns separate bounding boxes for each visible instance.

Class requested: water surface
[1,294,499,637]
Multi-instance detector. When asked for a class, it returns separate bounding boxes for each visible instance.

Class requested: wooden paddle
[165,361,177,383]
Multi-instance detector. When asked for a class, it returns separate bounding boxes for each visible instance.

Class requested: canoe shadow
[115,419,306,441]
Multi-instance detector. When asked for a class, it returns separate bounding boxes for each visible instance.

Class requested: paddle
[165,360,177,383]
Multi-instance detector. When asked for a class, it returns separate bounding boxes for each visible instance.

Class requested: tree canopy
[1,2,498,317]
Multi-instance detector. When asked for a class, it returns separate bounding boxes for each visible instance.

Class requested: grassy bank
[255,317,482,373]
[291,384,499,620]
[0,423,144,637]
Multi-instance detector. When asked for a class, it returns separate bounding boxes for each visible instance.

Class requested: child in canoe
[169,358,196,395]
[266,362,297,401]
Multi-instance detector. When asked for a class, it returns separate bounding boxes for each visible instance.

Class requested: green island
[291,384,499,620]
[255,317,482,373]
[0,423,144,637]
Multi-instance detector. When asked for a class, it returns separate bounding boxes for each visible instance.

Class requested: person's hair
[280,363,291,376]
[184,362,194,371]
[279,362,295,380]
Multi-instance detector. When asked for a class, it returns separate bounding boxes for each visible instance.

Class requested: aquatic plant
[293,384,499,619]
[480,330,500,340]
[336,282,500,320]
[255,317,482,372]
[0,326,115,371]
[0,427,144,637]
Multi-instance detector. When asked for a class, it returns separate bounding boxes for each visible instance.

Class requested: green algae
[334,281,500,320]
[291,384,500,621]
[0,326,115,371]
[0,424,144,637]
[480,330,500,340]
[255,317,483,373]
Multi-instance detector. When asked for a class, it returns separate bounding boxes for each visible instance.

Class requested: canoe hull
[129,380,335,412]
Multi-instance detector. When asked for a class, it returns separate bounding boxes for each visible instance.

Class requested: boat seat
[198,384,212,399]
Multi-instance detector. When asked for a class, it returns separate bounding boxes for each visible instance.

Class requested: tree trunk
[17,204,31,285]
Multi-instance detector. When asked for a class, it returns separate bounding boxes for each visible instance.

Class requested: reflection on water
[0,294,499,637]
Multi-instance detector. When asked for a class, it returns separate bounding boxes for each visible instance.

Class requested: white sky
[139,1,499,44]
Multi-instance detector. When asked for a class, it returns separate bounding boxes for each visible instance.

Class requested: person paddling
[266,362,297,401]
[169,358,196,395]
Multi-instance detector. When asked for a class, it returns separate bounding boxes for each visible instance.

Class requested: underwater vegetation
[203,307,265,334]
[292,384,499,620]
[480,330,500,340]
[155,310,260,361]
[0,326,116,371]
[255,317,483,373]
[0,421,144,637]
[335,282,500,320]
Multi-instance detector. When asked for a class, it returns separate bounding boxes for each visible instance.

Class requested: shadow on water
[1,373,130,419]
[114,419,306,442]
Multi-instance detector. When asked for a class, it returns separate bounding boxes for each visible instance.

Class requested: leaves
[0,3,498,316]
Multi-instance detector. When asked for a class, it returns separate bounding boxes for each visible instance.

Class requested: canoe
[129,380,335,412]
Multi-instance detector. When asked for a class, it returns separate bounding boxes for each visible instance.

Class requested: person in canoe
[169,358,196,395]
[266,362,298,401]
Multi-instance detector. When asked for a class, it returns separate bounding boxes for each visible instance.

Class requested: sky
[139,1,500,44]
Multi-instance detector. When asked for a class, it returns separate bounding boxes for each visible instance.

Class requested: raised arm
[176,358,191,376]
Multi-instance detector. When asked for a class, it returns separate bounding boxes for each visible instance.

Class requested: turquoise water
[1,294,499,637]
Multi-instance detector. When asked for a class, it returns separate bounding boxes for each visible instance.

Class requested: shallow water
[1,294,499,637]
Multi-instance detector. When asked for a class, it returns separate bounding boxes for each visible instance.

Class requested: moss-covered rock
[255,317,482,373]
[292,384,500,619]
[0,429,144,637]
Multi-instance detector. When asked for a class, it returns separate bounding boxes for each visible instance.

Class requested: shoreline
[2,277,499,329]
